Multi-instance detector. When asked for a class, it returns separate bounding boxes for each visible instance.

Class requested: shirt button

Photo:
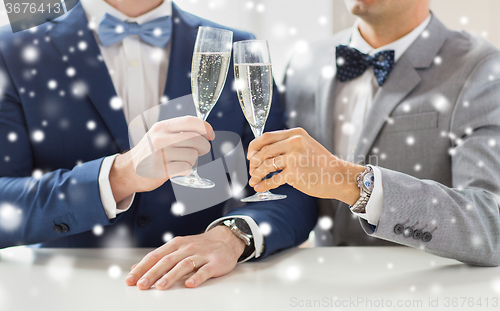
[129,59,139,67]
[422,232,433,242]
[403,227,414,238]
[60,223,70,233]
[53,225,63,234]
[394,224,404,235]
[413,229,423,240]
[137,215,150,228]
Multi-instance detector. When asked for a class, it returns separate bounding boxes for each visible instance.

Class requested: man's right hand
[109,116,215,203]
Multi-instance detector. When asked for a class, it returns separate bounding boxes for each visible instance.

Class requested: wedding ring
[272,157,280,171]
[187,257,196,271]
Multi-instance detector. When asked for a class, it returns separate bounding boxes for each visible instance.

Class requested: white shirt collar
[350,13,432,62]
[80,0,172,26]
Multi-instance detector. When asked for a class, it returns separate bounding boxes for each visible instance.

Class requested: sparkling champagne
[234,63,273,136]
[191,52,231,120]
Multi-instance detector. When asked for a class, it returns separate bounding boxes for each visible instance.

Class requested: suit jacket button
[137,215,150,228]
[422,232,433,242]
[60,223,70,233]
[413,229,423,240]
[403,227,413,237]
[394,224,404,235]
[53,225,62,234]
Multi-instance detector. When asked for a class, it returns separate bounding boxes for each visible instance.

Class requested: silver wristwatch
[350,166,375,214]
[221,219,253,246]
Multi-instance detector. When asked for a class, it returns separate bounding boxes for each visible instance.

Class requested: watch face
[363,172,375,192]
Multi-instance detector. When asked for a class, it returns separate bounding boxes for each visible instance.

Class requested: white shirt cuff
[206,215,264,263]
[351,165,384,226]
[98,154,135,219]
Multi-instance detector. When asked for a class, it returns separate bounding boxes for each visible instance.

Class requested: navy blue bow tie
[335,45,395,86]
[97,13,173,48]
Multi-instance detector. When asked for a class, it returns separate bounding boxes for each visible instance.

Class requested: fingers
[163,147,199,166]
[151,132,211,156]
[156,116,215,141]
[155,256,206,291]
[166,161,192,178]
[248,128,306,159]
[137,253,192,290]
[130,263,138,271]
[185,264,214,288]
[254,169,289,192]
[249,155,285,187]
[125,240,178,287]
[249,140,291,173]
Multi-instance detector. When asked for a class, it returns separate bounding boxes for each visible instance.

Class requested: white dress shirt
[81,0,263,260]
[335,14,431,225]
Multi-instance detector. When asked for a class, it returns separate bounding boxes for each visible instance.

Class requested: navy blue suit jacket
[0,2,317,257]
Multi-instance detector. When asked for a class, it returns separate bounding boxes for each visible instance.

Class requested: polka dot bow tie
[97,13,173,48]
[335,45,395,86]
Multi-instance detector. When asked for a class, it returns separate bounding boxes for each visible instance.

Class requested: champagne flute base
[170,173,215,189]
[240,191,287,202]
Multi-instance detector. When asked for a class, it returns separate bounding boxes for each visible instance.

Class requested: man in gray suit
[246,0,500,266]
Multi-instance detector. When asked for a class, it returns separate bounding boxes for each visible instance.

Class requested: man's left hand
[125,225,246,290]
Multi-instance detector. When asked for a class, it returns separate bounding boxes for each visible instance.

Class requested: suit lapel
[48,3,130,152]
[316,31,351,152]
[354,14,450,159]
[163,3,200,102]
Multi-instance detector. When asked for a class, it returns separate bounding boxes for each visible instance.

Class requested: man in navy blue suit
[0,0,317,290]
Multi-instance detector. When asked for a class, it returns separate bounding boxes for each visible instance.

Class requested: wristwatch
[350,165,374,214]
[219,218,256,261]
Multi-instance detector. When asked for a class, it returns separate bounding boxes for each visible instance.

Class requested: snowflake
[409,285,416,292]
[318,16,328,25]
[477,161,484,167]
[285,265,301,281]
[338,114,344,121]
[433,95,450,112]
[7,132,17,142]
[93,224,104,236]
[256,3,265,12]
[432,198,438,204]
[162,232,174,243]
[386,262,393,269]
[464,127,473,135]
[87,120,97,131]
[372,147,379,154]
[466,203,473,210]
[46,256,74,282]
[221,141,234,154]
[294,40,309,53]
[69,46,75,53]
[336,56,345,66]
[58,193,65,200]
[448,148,456,156]
[259,222,272,235]
[459,16,469,25]
[406,136,415,145]
[78,41,87,51]
[450,217,456,224]
[414,163,421,171]
[380,153,387,160]
[421,30,429,39]
[32,130,44,142]
[115,25,125,34]
[318,216,333,230]
[66,67,76,77]
[491,278,500,294]
[59,90,65,97]
[401,103,411,112]
[288,27,297,36]
[71,81,87,98]
[341,122,355,135]
[481,31,488,38]
[489,74,495,81]
[471,235,482,247]
[245,1,254,9]
[286,68,294,76]
[32,169,43,179]
[430,283,442,294]
[318,257,324,263]
[321,65,335,79]
[47,80,57,90]
[217,111,223,118]
[160,95,169,104]
[150,49,164,62]
[488,139,496,147]
[434,56,442,65]
[31,69,37,75]
[94,134,109,148]
[4,156,10,162]
[171,202,185,216]
[109,96,123,111]
[0,203,23,231]
[108,265,122,279]
[22,46,39,63]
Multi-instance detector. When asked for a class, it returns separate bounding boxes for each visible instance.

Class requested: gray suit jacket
[284,15,500,266]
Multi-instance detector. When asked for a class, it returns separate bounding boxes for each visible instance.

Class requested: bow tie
[335,45,395,86]
[97,13,173,48]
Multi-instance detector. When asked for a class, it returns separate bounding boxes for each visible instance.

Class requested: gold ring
[187,257,196,271]
[272,157,280,171]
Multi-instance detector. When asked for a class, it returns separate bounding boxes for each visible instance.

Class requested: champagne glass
[234,40,287,202]
[170,26,233,189]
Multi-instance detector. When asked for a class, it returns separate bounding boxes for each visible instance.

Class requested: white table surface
[0,246,499,311]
